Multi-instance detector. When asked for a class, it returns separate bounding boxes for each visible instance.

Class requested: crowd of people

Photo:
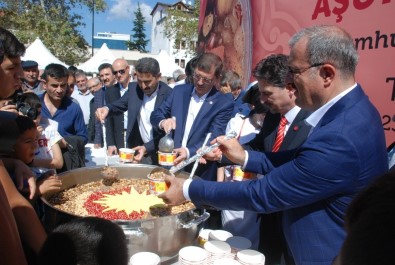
[0,23,394,265]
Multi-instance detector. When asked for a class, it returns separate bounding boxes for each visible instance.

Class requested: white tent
[22,38,68,69]
[155,50,183,77]
[78,43,116,73]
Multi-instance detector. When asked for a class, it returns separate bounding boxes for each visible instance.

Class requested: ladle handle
[169,131,237,174]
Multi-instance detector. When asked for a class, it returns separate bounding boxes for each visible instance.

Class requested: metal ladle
[158,131,174,153]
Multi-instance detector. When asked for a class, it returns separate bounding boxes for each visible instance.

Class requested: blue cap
[22,60,38,69]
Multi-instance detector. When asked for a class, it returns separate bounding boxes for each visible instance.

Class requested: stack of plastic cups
[225,236,252,256]
[129,252,160,265]
[213,258,242,264]
[204,240,233,264]
[236,249,265,265]
[178,245,209,265]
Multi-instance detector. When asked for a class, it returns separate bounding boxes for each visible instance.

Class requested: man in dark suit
[97,57,172,164]
[89,63,116,149]
[101,59,131,155]
[159,25,388,265]
[150,52,234,179]
[248,54,311,265]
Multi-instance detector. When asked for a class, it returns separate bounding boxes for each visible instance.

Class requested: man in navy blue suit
[151,52,234,179]
[96,58,172,165]
[159,25,388,265]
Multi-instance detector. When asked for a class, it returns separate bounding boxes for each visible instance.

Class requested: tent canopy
[78,43,116,73]
[155,50,182,77]
[22,38,68,69]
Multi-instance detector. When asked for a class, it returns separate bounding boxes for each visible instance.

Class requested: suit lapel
[280,110,311,150]
[127,83,142,132]
[154,83,166,107]
[176,86,194,141]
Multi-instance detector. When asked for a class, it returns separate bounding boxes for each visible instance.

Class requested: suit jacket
[247,110,312,152]
[151,84,234,179]
[105,83,124,150]
[107,81,172,164]
[188,85,388,264]
[247,109,311,265]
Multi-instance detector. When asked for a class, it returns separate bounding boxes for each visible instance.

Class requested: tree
[0,0,107,66]
[162,0,200,56]
[126,2,148,53]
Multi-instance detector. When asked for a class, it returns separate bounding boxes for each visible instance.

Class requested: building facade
[93,32,130,50]
[150,1,196,69]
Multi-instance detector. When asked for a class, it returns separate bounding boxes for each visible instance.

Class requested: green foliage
[0,0,107,66]
[126,2,148,53]
[162,0,200,56]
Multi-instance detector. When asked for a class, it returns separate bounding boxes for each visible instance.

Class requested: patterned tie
[272,116,287,152]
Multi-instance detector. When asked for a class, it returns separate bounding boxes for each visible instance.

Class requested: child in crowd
[19,93,63,196]
[39,217,129,265]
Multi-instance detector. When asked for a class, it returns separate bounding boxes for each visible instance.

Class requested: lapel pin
[293,125,299,131]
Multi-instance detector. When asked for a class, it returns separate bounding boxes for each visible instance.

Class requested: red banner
[198,0,395,145]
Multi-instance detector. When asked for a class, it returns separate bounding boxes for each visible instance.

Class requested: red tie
[272,116,287,152]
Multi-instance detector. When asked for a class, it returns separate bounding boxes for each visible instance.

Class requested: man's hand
[93,143,102,149]
[13,160,37,199]
[160,118,176,134]
[158,174,187,205]
[202,143,223,162]
[173,147,187,165]
[132,146,146,163]
[216,136,246,165]
[107,145,118,156]
[96,107,109,123]
[0,100,18,114]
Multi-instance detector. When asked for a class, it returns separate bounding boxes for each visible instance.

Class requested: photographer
[0,28,25,114]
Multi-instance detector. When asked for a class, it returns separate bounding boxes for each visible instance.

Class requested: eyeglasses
[112,68,126,75]
[193,73,214,85]
[288,63,325,75]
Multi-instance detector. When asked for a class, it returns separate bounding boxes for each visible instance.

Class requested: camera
[12,92,38,120]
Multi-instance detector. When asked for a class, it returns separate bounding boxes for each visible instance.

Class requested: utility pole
[91,0,95,57]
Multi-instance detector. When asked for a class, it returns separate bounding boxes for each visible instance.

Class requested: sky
[77,0,178,52]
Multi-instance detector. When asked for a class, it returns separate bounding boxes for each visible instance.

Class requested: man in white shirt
[96,58,172,164]
[71,70,93,129]
[158,25,388,265]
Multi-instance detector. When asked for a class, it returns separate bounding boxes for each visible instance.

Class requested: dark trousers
[259,212,295,265]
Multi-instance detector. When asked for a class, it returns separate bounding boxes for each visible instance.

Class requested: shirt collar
[145,86,158,100]
[284,105,301,124]
[78,89,91,96]
[192,87,211,101]
[305,83,357,128]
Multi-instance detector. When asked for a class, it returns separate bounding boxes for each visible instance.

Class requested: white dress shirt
[181,89,210,147]
[138,88,158,143]
[120,84,128,130]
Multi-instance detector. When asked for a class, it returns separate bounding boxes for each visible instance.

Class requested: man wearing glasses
[96,57,172,165]
[159,25,388,264]
[151,52,234,180]
[101,58,132,155]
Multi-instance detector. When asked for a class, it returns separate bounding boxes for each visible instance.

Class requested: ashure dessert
[46,175,194,221]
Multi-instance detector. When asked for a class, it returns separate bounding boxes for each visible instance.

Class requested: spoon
[149,131,237,177]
